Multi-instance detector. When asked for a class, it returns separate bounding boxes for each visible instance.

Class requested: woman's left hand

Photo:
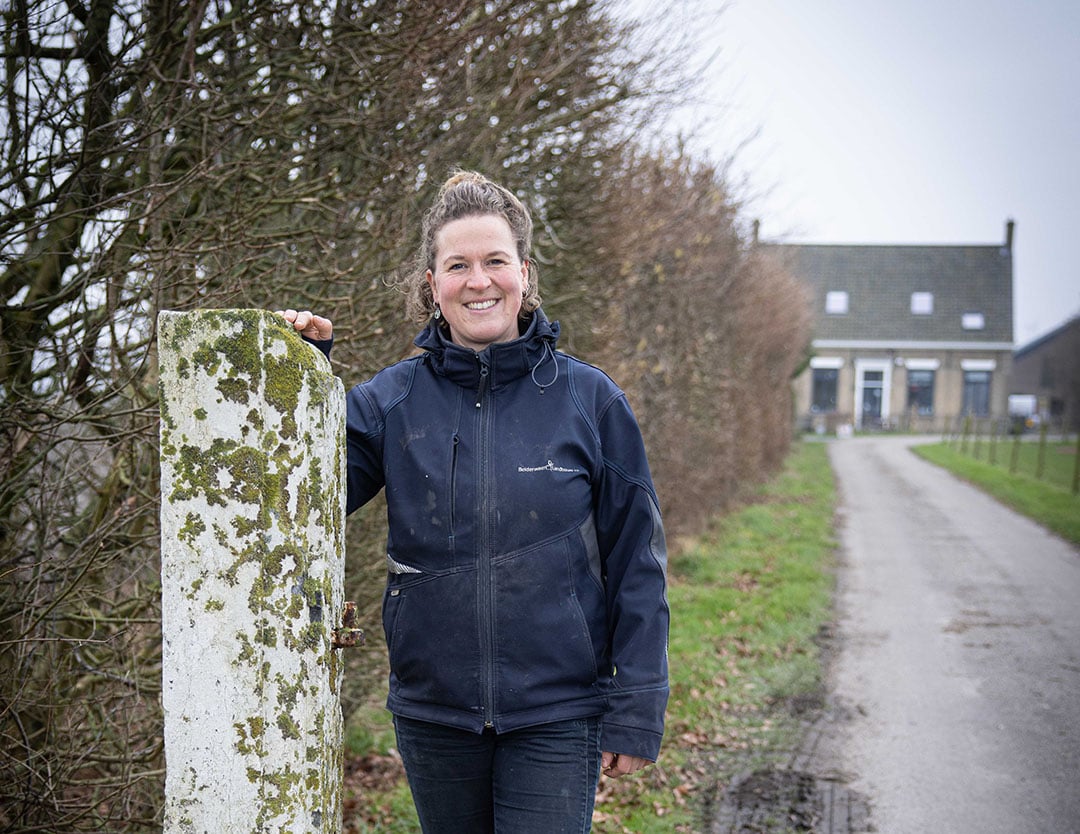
[275,309,333,341]
[601,751,652,778]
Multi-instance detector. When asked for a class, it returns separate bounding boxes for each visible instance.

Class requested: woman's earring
[433,304,442,321]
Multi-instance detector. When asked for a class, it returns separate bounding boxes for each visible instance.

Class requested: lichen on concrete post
[158,309,346,833]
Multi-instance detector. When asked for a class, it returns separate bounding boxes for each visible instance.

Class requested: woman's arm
[593,392,670,766]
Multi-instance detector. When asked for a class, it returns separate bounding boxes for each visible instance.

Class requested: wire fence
[943,415,1080,495]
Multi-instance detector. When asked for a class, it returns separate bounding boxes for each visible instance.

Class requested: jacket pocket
[382,570,481,710]
[493,537,605,708]
[448,433,459,565]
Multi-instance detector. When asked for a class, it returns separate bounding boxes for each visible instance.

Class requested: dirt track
[816,435,1080,833]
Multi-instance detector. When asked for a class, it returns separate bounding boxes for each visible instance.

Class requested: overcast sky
[655,0,1080,345]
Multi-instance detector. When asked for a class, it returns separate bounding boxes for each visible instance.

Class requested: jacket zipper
[475,358,495,728]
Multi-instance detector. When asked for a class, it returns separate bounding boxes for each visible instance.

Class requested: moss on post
[159,310,346,833]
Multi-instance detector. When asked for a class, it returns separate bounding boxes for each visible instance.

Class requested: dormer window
[825,291,849,315]
[911,292,934,315]
[962,312,985,330]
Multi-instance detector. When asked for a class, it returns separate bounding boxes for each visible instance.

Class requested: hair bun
[440,170,487,194]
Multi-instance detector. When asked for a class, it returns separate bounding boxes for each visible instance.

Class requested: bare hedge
[0,1,808,829]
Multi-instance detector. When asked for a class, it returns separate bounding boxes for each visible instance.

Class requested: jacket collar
[414,309,561,390]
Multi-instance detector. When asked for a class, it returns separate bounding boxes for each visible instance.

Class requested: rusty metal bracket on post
[332,600,365,649]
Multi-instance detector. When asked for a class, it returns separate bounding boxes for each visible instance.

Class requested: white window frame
[825,291,849,315]
[910,292,934,315]
[961,312,986,330]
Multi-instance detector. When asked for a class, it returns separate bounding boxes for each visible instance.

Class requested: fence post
[1010,429,1021,474]
[1036,421,1048,480]
[158,309,347,833]
[1072,436,1080,496]
[960,415,972,455]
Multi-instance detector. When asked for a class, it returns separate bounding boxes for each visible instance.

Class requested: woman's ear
[425,269,437,303]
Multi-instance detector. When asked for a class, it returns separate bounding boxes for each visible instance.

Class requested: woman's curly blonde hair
[404,170,541,326]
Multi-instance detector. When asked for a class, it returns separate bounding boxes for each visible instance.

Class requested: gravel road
[823,435,1080,834]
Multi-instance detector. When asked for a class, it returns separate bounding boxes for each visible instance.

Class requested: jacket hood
[414,309,561,391]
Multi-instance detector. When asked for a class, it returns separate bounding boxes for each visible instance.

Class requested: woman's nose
[465,263,490,286]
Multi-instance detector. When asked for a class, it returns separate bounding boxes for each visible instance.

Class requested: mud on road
[699,625,874,834]
[707,767,870,834]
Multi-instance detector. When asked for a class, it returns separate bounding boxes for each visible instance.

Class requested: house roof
[1013,314,1080,358]
[760,241,1014,345]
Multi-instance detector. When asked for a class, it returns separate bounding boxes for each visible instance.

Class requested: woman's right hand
[275,309,333,341]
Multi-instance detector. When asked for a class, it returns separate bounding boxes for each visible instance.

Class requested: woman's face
[426,213,527,352]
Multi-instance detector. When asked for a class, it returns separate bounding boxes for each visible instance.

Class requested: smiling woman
[279,170,670,834]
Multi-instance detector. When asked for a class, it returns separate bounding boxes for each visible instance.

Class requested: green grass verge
[914,441,1080,546]
[343,441,838,833]
[949,432,1078,491]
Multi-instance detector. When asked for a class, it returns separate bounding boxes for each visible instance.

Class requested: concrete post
[158,309,346,833]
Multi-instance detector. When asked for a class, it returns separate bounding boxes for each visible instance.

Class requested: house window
[907,369,935,415]
[825,291,849,315]
[962,312,985,330]
[911,292,934,315]
[962,371,991,416]
[811,368,839,412]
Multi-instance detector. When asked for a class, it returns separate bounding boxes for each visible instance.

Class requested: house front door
[862,370,883,425]
[854,359,892,430]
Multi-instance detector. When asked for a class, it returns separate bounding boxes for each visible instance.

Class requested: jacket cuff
[601,685,668,760]
[302,334,333,359]
[601,718,663,762]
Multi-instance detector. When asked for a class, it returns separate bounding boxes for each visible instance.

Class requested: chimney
[1005,218,1015,251]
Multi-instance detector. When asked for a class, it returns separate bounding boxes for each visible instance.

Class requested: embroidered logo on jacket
[517,460,581,474]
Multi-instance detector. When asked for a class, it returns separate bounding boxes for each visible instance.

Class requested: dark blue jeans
[393,715,603,834]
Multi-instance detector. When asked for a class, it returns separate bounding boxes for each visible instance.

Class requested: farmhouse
[1009,314,1080,432]
[760,221,1015,432]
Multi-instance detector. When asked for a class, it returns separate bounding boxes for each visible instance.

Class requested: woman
[281,171,668,833]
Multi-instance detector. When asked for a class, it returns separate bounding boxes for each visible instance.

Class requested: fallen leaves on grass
[342,751,407,833]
